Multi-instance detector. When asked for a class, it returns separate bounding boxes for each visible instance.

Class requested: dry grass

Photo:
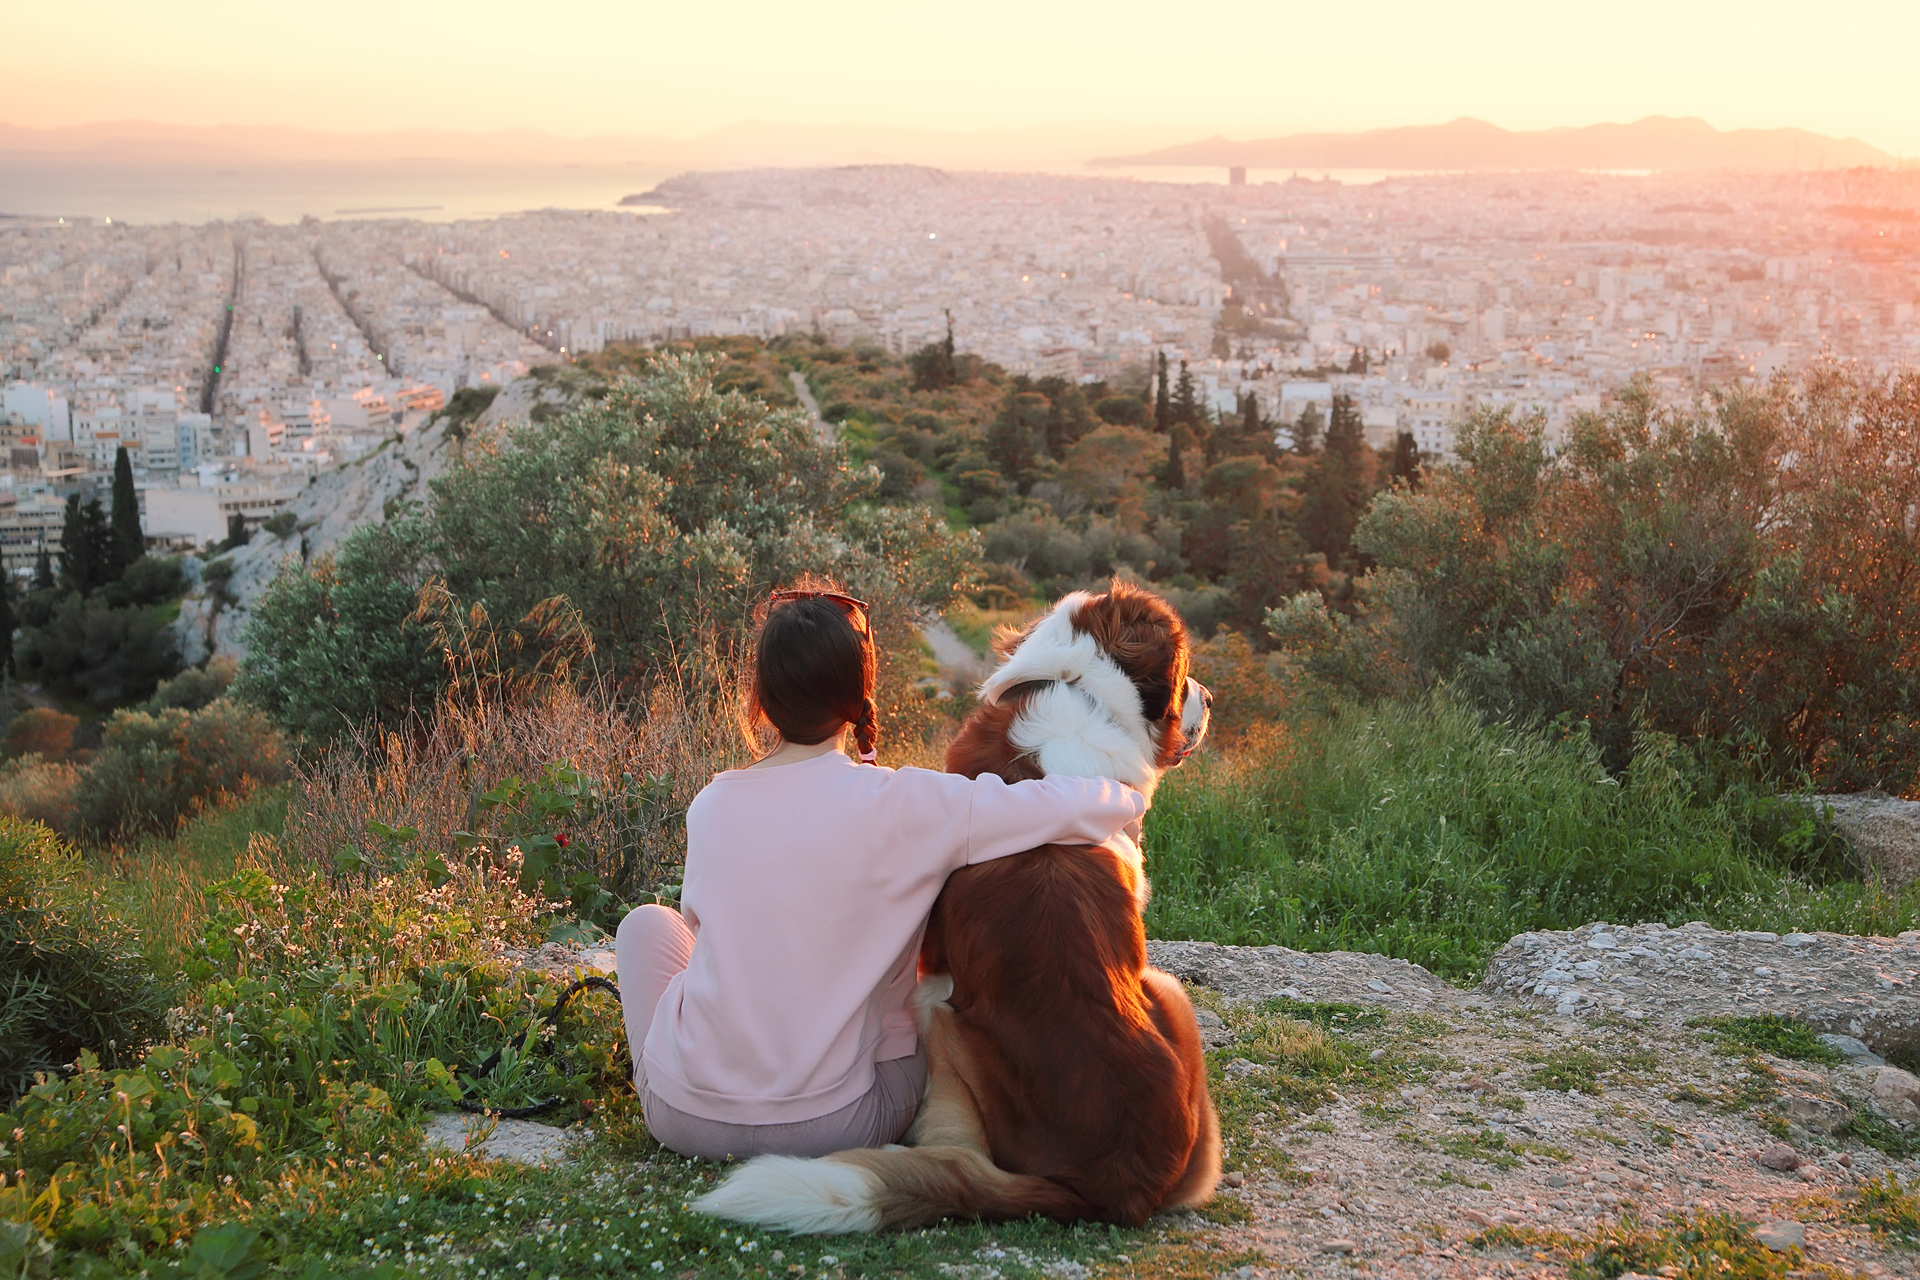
[98,786,296,968]
[287,679,747,901]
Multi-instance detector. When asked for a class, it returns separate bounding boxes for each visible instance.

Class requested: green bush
[1144,689,1880,979]
[140,656,237,713]
[241,353,979,741]
[1276,373,1920,789]
[72,699,288,841]
[16,590,181,706]
[0,817,171,1102]
[100,553,187,608]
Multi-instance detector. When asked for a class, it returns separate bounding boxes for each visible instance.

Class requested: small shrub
[261,510,299,539]
[0,708,78,761]
[0,816,171,1102]
[141,656,238,713]
[0,756,81,833]
[1848,1172,1920,1246]
[72,698,288,841]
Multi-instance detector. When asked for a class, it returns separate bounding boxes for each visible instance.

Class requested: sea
[0,154,1571,227]
[0,155,683,225]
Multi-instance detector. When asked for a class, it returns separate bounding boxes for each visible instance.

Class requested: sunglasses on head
[768,589,871,639]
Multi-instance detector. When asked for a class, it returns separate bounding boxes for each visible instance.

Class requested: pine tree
[110,446,143,574]
[32,545,55,592]
[1153,352,1171,434]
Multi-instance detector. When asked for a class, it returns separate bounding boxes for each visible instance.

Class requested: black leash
[455,974,625,1119]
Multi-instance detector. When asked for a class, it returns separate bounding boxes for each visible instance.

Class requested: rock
[1193,1008,1233,1047]
[422,1113,576,1165]
[1756,1144,1802,1172]
[1797,1164,1822,1182]
[1462,1209,1494,1226]
[1752,1220,1806,1251]
[1785,1093,1852,1133]
[1146,940,1461,1012]
[1478,921,1920,1054]
[1818,1033,1886,1066]
[1801,792,1920,885]
[1871,1066,1920,1124]
[1222,1170,1245,1187]
[1318,1240,1356,1255]
[1546,1174,1570,1188]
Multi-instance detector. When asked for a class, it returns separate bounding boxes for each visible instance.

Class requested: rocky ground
[1149,929,1920,1280]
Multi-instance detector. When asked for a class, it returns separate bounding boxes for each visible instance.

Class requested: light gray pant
[615,903,927,1161]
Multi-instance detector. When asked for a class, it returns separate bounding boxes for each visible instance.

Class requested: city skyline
[6,0,1920,158]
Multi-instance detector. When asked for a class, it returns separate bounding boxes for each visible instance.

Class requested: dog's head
[974,579,1212,796]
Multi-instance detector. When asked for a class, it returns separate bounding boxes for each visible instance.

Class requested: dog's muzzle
[1172,677,1212,765]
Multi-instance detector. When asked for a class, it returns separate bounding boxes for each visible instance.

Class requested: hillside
[1091,115,1900,172]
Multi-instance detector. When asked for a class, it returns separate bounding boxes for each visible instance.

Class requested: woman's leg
[642,1048,928,1162]
[614,904,694,1072]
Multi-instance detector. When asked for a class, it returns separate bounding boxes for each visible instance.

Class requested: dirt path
[790,370,836,443]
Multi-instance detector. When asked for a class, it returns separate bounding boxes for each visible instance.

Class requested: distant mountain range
[0,115,1904,177]
[1090,116,1901,172]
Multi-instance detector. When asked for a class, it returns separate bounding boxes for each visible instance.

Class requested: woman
[616,581,1145,1160]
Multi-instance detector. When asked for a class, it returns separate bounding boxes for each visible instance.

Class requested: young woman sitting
[615,582,1145,1160]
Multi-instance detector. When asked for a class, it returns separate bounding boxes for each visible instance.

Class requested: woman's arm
[963,773,1145,865]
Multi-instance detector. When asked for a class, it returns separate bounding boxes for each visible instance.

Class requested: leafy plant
[0,818,171,1103]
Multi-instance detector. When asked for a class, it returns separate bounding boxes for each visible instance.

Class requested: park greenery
[0,341,1918,1274]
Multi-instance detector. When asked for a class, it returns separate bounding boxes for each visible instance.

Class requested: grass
[1471,1209,1805,1280]
[1705,1016,1848,1065]
[98,783,291,970]
[1195,994,1441,1179]
[1144,690,1919,979]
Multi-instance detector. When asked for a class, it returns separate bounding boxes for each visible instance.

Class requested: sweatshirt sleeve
[962,773,1147,866]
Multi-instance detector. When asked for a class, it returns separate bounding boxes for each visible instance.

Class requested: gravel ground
[1185,987,1918,1279]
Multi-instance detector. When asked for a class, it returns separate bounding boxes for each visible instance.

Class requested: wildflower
[555,833,569,847]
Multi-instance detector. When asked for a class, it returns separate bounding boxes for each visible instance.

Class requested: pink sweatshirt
[639,749,1145,1124]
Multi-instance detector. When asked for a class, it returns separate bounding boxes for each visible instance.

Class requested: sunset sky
[7,0,1918,155]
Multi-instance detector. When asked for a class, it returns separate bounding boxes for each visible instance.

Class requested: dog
[694,580,1219,1231]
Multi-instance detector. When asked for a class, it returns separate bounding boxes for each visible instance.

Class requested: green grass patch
[1705,1015,1847,1065]
[1471,1209,1800,1280]
[1529,1047,1607,1095]
[1143,691,1919,979]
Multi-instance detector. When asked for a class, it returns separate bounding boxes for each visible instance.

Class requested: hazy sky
[9,0,1919,154]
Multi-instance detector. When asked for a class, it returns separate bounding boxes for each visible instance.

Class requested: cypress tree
[58,494,94,593]
[226,511,251,549]
[1389,430,1422,489]
[0,573,13,676]
[1297,395,1372,562]
[32,544,55,592]
[1153,352,1171,434]
[110,446,143,573]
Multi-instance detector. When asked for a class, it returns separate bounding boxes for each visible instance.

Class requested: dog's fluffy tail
[691,1145,1087,1234]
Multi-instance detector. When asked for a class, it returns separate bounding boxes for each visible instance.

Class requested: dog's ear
[1071,579,1190,724]
[987,602,1056,659]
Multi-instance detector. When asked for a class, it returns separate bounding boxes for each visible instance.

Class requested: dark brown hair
[748,576,879,759]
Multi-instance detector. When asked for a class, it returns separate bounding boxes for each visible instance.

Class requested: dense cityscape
[1,162,1917,562]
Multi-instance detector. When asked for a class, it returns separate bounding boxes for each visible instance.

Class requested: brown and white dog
[694,580,1219,1232]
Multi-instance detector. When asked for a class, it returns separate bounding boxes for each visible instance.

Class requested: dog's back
[925,843,1212,1223]
[925,702,1217,1224]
